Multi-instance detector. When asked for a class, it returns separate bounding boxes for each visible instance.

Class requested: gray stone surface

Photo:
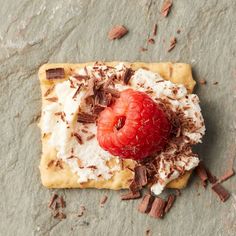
[0,0,236,235]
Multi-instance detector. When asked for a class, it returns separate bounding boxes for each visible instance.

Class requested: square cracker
[38,62,195,190]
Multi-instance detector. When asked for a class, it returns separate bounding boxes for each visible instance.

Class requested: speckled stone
[0,0,236,235]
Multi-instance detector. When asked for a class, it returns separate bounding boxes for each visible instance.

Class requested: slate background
[0,0,235,235]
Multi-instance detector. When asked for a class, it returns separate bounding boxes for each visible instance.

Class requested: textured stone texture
[0,0,236,235]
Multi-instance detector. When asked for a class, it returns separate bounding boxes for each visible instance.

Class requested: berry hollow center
[114,116,126,131]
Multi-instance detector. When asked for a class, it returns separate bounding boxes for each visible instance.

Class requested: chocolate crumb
[46,68,65,80]
[46,97,58,102]
[108,25,128,40]
[100,195,108,205]
[211,183,230,202]
[213,82,219,85]
[199,79,207,85]
[140,47,148,52]
[121,191,141,200]
[48,193,58,208]
[137,194,155,213]
[153,23,157,36]
[78,206,86,217]
[57,212,67,220]
[146,229,151,236]
[149,197,166,218]
[195,162,208,187]
[148,38,155,44]
[164,194,176,213]
[161,0,173,17]
[177,29,181,34]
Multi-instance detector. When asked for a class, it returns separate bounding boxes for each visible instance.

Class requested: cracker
[38,62,195,189]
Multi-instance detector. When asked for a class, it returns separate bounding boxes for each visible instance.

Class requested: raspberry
[97,89,171,160]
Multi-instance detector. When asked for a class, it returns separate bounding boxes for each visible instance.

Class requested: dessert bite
[39,62,205,196]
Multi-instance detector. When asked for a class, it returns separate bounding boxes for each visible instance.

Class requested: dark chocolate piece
[211,183,230,202]
[137,194,155,213]
[46,68,65,80]
[149,197,166,218]
[164,194,176,213]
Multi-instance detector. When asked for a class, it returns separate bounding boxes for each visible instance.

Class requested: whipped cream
[41,63,205,194]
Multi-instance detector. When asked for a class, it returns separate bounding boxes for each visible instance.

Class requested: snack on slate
[38,62,205,195]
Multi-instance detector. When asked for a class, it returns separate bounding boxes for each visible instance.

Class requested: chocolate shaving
[77,112,96,123]
[153,24,157,36]
[93,103,106,114]
[108,25,128,40]
[146,229,151,236]
[72,84,82,99]
[46,97,58,102]
[149,197,166,218]
[103,88,120,98]
[86,134,95,141]
[121,191,141,200]
[100,195,108,205]
[46,68,65,80]
[137,194,155,213]
[211,183,230,202]
[78,206,86,217]
[161,0,172,17]
[87,165,97,169]
[219,168,235,183]
[213,82,219,85]
[44,85,55,97]
[195,162,208,187]
[48,193,58,208]
[134,166,148,187]
[73,132,83,145]
[164,194,176,213]
[121,67,133,85]
[58,196,66,208]
[167,37,177,52]
[177,29,181,34]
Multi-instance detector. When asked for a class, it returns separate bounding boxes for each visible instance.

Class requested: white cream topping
[41,63,205,193]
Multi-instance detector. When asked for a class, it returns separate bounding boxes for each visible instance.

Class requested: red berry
[97,89,171,160]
